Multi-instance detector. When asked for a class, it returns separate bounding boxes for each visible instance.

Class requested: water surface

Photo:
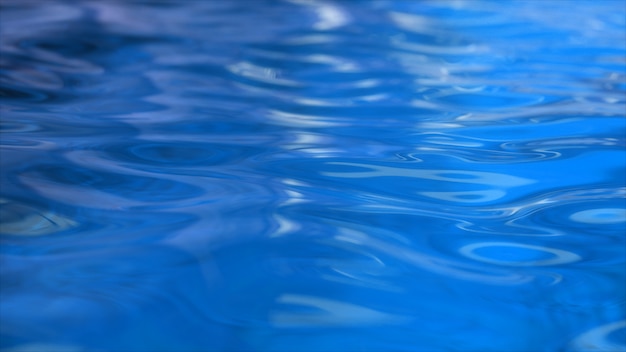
[1,1,625,351]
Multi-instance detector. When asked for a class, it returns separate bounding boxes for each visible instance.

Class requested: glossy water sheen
[1,1,625,351]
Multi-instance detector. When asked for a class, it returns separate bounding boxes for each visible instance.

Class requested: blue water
[1,1,625,351]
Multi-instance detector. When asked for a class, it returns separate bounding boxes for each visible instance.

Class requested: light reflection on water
[1,0,625,351]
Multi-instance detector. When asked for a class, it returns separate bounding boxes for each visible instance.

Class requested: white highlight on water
[569,208,626,224]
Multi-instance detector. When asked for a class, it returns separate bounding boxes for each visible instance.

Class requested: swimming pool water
[1,1,625,351]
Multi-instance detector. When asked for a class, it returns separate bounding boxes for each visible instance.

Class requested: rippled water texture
[1,1,625,351]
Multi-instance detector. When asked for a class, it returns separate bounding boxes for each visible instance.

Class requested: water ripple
[1,0,624,351]
[17,163,205,210]
[569,320,626,352]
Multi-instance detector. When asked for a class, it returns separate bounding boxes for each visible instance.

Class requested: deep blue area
[1,1,625,351]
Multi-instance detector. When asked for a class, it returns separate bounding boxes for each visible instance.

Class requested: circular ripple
[459,242,581,266]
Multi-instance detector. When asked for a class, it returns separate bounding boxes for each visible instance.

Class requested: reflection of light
[270,214,300,238]
[0,199,77,236]
[459,242,581,266]
[317,229,406,292]
[283,190,307,206]
[292,98,336,106]
[282,178,309,187]
[226,62,301,87]
[269,179,310,237]
[389,10,504,31]
[271,294,408,327]
[391,38,484,55]
[288,132,326,146]
[288,0,349,31]
[281,34,337,45]
[453,85,488,92]
[332,227,532,285]
[245,48,356,70]
[321,162,535,186]
[417,122,465,129]
[313,3,349,30]
[268,109,345,127]
[388,12,436,34]
[569,320,626,352]
[353,79,381,88]
[303,54,357,71]
[424,137,484,147]
[420,190,506,203]
[569,208,626,224]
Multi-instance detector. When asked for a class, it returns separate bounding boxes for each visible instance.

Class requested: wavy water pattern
[1,1,625,351]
